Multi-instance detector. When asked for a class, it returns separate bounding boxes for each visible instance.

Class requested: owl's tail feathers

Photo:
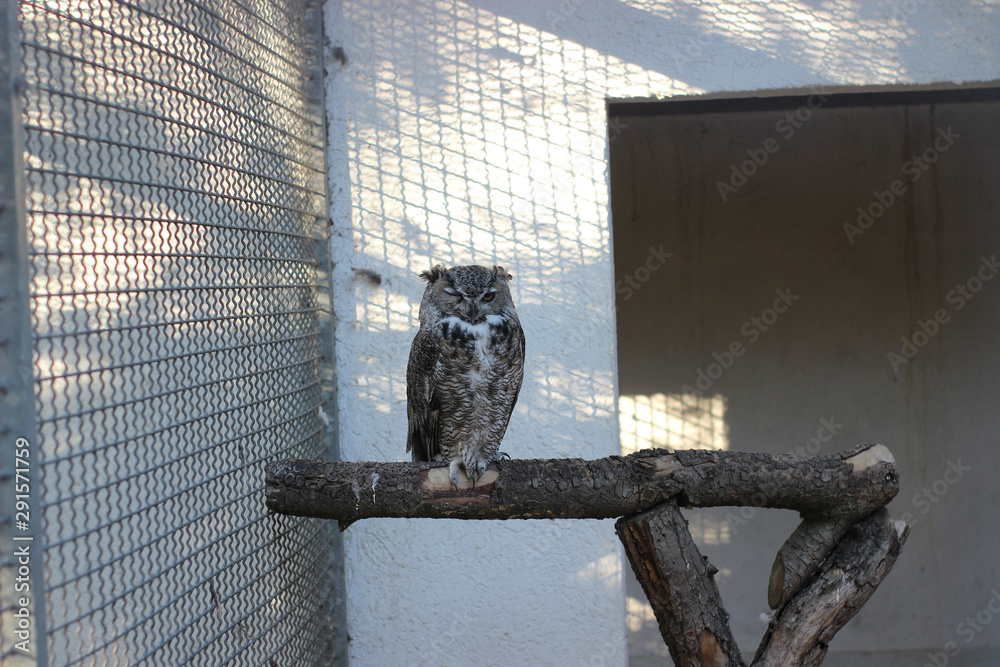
[407,430,428,463]
[407,408,440,463]
[406,419,428,462]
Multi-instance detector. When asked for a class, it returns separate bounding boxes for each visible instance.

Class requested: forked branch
[265,443,905,666]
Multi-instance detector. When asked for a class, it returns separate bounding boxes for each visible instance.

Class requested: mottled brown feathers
[422,264,513,285]
[406,263,525,487]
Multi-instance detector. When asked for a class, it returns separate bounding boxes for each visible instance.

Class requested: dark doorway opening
[609,87,1000,665]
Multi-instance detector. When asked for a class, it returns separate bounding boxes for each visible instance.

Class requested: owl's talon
[468,460,488,487]
[497,451,510,461]
[449,459,463,492]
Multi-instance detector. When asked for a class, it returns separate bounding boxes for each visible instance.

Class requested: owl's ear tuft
[494,265,513,282]
[420,265,448,283]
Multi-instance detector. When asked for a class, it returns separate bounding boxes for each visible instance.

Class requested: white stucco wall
[322,1,1000,665]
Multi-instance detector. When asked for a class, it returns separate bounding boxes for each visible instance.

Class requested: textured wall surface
[322,1,1000,665]
[613,96,1000,666]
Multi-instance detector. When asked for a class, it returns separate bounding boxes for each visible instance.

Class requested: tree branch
[752,508,910,666]
[617,500,745,667]
[265,444,898,531]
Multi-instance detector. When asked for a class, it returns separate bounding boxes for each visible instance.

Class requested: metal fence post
[305,1,348,662]
[0,0,48,664]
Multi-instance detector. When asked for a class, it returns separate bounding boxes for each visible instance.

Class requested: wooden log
[752,508,910,666]
[617,500,745,667]
[768,516,855,609]
[766,444,897,608]
[265,444,898,531]
[265,444,907,664]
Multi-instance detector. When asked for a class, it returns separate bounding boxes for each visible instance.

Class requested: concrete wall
[612,93,1000,665]
[322,1,1000,664]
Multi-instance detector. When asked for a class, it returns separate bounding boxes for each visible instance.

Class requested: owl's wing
[493,320,526,443]
[406,326,441,462]
[507,323,526,423]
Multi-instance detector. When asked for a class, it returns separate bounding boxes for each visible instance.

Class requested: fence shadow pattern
[14,0,341,663]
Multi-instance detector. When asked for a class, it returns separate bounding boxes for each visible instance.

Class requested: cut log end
[698,630,730,667]
[768,556,785,609]
[845,443,895,470]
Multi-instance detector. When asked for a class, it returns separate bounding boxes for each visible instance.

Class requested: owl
[406,264,525,489]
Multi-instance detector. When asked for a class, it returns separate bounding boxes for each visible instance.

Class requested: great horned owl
[406,264,525,489]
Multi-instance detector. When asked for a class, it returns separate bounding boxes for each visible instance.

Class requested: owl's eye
[482,292,496,303]
[444,287,459,297]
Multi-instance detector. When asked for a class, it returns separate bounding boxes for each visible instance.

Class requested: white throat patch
[440,314,504,338]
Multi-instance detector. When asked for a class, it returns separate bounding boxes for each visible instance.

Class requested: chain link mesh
[15,0,342,663]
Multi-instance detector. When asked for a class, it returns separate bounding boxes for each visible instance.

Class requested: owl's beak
[465,302,482,322]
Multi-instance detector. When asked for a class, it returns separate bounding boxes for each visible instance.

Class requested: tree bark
[768,516,855,609]
[752,508,910,666]
[265,444,898,531]
[617,501,745,667]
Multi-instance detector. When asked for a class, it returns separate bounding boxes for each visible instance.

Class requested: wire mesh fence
[2,0,344,664]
